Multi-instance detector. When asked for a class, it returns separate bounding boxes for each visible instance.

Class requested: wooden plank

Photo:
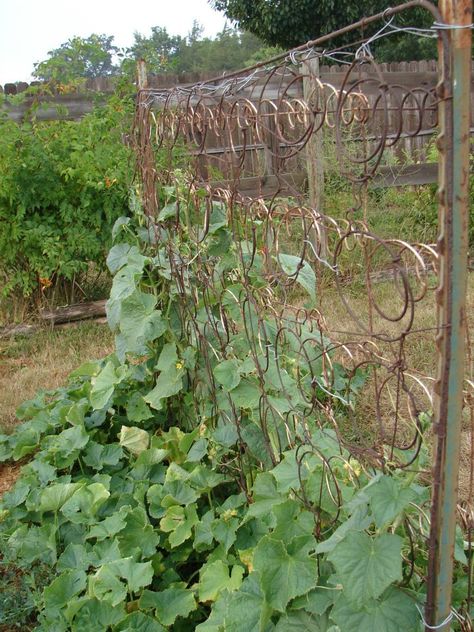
[209,173,306,198]
[370,162,438,188]
[302,56,326,257]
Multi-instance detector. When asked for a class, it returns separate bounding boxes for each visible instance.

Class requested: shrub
[0,93,133,303]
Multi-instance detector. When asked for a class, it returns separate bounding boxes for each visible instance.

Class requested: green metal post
[426,0,472,630]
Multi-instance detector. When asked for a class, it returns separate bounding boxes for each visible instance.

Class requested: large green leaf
[108,558,154,592]
[253,535,317,612]
[276,254,316,301]
[246,472,283,520]
[106,243,132,274]
[213,359,241,390]
[88,565,127,606]
[90,361,125,410]
[327,532,403,606]
[315,505,371,554]
[331,587,419,632]
[43,569,87,610]
[198,560,244,602]
[160,504,198,548]
[39,483,84,513]
[61,483,110,524]
[115,612,165,632]
[144,343,184,410]
[117,507,160,557]
[271,499,314,542]
[223,573,273,632]
[118,290,166,356]
[119,425,150,455]
[140,587,197,626]
[71,598,126,630]
[365,475,416,528]
[274,610,329,631]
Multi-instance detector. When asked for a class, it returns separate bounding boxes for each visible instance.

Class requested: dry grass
[0,322,114,434]
[315,270,474,501]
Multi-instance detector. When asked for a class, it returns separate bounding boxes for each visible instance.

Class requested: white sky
[0,0,228,85]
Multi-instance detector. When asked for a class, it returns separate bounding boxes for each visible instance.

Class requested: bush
[0,93,134,303]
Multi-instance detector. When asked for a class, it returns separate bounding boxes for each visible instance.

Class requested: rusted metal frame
[425,0,472,629]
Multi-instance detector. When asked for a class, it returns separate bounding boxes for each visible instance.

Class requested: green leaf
[229,379,261,409]
[315,505,371,554]
[211,515,240,553]
[140,587,196,626]
[271,499,315,542]
[247,472,284,520]
[160,504,198,548]
[90,361,124,409]
[331,587,419,632]
[107,243,132,273]
[112,216,131,240]
[213,359,241,390]
[291,588,335,615]
[275,610,328,631]
[119,290,166,355]
[327,532,403,606]
[117,507,160,557]
[365,476,416,528]
[253,535,317,612]
[144,343,184,410]
[83,442,123,471]
[115,612,165,632]
[119,425,150,455]
[57,544,94,573]
[87,508,128,541]
[43,569,87,609]
[158,202,177,221]
[161,480,200,507]
[126,392,154,422]
[61,483,110,523]
[71,598,126,630]
[88,565,127,606]
[276,253,316,301]
[199,560,244,602]
[194,509,215,550]
[223,573,273,632]
[109,558,154,593]
[271,450,301,493]
[39,483,84,513]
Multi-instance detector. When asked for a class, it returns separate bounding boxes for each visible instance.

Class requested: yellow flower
[175,361,184,370]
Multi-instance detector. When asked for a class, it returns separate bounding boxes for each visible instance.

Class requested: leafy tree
[33,34,120,83]
[124,26,185,74]
[210,0,437,61]
[124,23,266,75]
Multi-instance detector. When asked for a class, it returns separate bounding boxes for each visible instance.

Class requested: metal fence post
[426,0,472,629]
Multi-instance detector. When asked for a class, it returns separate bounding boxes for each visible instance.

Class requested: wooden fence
[3,60,474,190]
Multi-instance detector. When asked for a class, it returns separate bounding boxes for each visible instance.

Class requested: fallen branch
[39,300,107,325]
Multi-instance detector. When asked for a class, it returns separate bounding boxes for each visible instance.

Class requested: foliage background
[0,93,133,305]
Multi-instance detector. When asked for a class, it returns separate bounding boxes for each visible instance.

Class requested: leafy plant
[0,94,133,303]
[0,182,470,631]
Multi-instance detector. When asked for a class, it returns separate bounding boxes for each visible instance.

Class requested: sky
[0,0,228,85]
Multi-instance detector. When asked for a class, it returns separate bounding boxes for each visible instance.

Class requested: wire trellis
[133,2,472,629]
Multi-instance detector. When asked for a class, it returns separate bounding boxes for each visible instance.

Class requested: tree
[210,1,437,61]
[124,23,267,76]
[33,34,120,83]
[125,27,185,74]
